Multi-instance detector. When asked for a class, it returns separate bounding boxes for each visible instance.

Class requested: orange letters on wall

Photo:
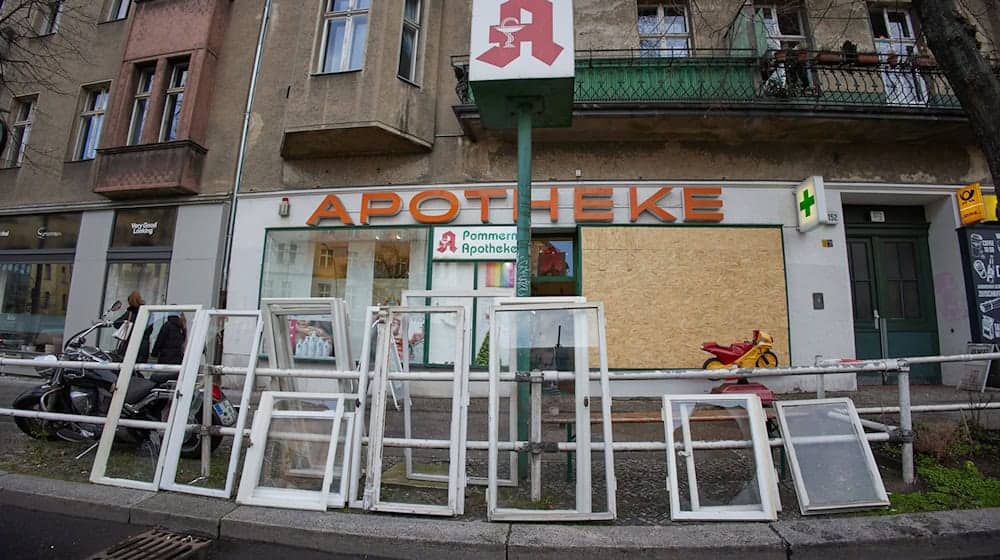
[629,187,677,222]
[410,190,460,224]
[306,194,354,226]
[464,189,507,223]
[684,187,724,222]
[360,192,402,224]
[574,187,614,222]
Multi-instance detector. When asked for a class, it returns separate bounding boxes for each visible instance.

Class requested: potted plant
[816,51,843,64]
[855,52,880,65]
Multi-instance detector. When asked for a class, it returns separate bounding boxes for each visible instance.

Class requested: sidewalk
[2,470,1000,559]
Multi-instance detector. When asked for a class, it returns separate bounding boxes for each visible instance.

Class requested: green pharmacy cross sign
[795,176,828,233]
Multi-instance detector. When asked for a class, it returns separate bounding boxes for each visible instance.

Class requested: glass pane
[331,0,350,11]
[668,399,765,513]
[777,10,802,36]
[480,261,515,289]
[779,401,887,511]
[0,214,80,250]
[0,263,73,352]
[664,37,690,56]
[129,99,147,145]
[138,69,155,94]
[404,0,419,23]
[852,281,872,321]
[100,262,171,351]
[259,417,333,492]
[531,239,574,278]
[355,0,370,9]
[639,38,661,53]
[637,7,660,35]
[886,11,912,39]
[398,26,416,80]
[323,19,347,72]
[162,92,183,141]
[848,241,870,282]
[348,15,368,70]
[869,9,888,39]
[664,8,687,33]
[172,64,188,88]
[111,207,178,248]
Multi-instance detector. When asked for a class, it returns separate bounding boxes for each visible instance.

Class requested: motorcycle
[12,301,233,458]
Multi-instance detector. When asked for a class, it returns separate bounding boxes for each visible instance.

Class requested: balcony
[451,49,971,142]
[93,141,206,199]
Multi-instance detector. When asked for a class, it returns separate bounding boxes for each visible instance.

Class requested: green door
[848,226,940,384]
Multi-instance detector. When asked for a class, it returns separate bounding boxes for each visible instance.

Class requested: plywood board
[581,226,789,369]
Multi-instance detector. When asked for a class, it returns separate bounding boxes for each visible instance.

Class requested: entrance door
[848,225,940,384]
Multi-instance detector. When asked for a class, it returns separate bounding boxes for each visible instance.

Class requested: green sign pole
[515,104,532,479]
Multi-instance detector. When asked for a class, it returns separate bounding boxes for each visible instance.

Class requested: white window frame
[775,398,890,515]
[127,67,155,146]
[756,5,808,51]
[236,391,355,510]
[870,7,927,106]
[348,305,381,509]
[107,0,130,21]
[90,305,203,492]
[34,1,62,35]
[487,301,616,522]
[363,305,468,516]
[638,3,691,57]
[159,61,188,142]
[662,393,778,521]
[74,85,109,161]
[4,97,35,168]
[399,289,516,488]
[159,310,264,499]
[317,0,370,74]
[261,298,354,377]
[397,0,421,84]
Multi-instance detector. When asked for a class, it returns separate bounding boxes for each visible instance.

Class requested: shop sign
[957,183,986,226]
[0,213,81,251]
[306,186,724,227]
[433,226,517,261]
[959,225,1000,344]
[470,0,574,80]
[795,176,828,233]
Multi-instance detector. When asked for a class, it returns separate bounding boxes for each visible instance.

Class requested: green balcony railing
[452,49,970,115]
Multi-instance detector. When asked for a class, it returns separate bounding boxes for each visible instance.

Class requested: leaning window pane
[323,19,347,72]
[348,15,368,70]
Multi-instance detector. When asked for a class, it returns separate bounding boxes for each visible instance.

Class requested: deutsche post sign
[958,183,986,226]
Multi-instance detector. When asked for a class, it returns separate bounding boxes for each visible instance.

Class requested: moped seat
[125,376,158,404]
[150,371,179,385]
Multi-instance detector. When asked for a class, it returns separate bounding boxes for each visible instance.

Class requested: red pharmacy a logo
[477,0,564,68]
[437,231,458,253]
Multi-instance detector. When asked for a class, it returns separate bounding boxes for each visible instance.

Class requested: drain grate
[86,528,212,560]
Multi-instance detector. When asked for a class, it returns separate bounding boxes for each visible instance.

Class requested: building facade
[0,0,262,353]
[4,0,998,392]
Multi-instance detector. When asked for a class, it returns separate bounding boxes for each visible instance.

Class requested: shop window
[3,97,35,168]
[0,213,81,251]
[110,207,178,249]
[159,60,189,142]
[318,0,370,73]
[127,67,155,145]
[638,3,691,57]
[0,262,74,352]
[397,0,421,83]
[100,261,171,348]
[74,85,109,161]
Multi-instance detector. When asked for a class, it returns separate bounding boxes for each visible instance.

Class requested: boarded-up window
[581,226,789,369]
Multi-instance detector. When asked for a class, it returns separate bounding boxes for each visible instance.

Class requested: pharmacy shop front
[226,181,968,393]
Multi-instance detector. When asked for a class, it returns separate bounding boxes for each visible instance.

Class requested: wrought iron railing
[451,49,968,114]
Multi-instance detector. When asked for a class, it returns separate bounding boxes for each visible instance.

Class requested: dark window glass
[0,213,81,250]
[777,11,802,36]
[111,207,177,248]
[848,240,874,321]
[869,9,888,39]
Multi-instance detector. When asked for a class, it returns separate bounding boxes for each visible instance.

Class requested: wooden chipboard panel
[581,226,790,369]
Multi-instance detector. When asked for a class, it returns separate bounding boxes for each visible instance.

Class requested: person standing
[152,312,187,365]
[113,291,153,363]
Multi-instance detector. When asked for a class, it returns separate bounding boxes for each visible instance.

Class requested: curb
[3,473,1000,559]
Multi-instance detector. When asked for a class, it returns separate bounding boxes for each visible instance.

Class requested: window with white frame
[127,67,155,145]
[756,5,807,51]
[159,61,188,142]
[33,1,61,35]
[75,85,109,160]
[397,0,421,82]
[869,6,919,56]
[637,4,691,57]
[3,97,35,168]
[107,0,131,21]
[319,0,370,73]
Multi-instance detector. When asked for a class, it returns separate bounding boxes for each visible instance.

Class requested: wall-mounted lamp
[278,197,290,217]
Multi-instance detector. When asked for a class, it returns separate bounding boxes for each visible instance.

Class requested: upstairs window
[159,61,188,142]
[397,0,421,83]
[319,0,370,73]
[638,4,691,57]
[756,5,807,50]
[33,1,62,35]
[127,67,155,145]
[3,97,35,168]
[108,0,131,21]
[75,85,109,160]
[869,6,918,55]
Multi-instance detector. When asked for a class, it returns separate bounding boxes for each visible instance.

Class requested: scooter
[11,302,232,458]
[701,330,778,405]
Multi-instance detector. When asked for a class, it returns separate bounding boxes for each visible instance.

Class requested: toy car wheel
[756,351,778,368]
[702,358,727,369]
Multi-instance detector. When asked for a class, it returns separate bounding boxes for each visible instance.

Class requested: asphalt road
[0,506,387,560]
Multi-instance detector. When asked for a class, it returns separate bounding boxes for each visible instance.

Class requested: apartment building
[0,0,261,353]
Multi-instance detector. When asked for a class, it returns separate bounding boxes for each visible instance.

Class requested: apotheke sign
[434,226,517,260]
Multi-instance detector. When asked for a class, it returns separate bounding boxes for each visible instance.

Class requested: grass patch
[886,457,1000,514]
